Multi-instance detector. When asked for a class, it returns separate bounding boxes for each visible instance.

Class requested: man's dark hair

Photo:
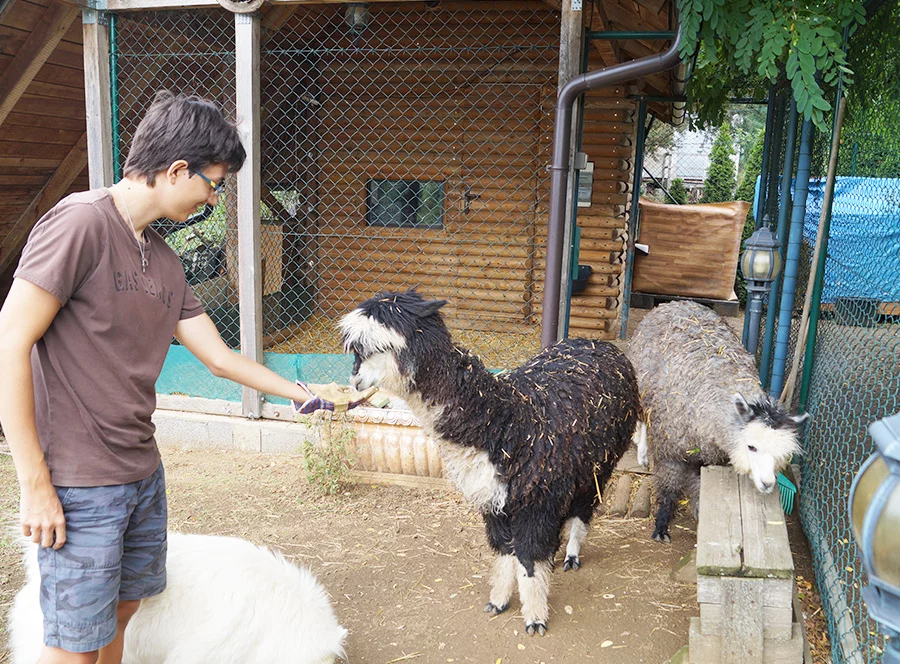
[123,90,246,185]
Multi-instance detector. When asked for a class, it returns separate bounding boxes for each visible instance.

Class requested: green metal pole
[760,100,799,390]
[764,96,786,221]
[110,13,121,181]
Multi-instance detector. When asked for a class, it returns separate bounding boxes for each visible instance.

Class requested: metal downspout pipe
[540,27,685,348]
[769,118,814,397]
[760,100,799,390]
[670,60,689,126]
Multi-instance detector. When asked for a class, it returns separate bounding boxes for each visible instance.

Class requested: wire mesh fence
[113,9,243,400]
[112,4,562,403]
[642,104,766,210]
[797,2,900,660]
[257,4,560,399]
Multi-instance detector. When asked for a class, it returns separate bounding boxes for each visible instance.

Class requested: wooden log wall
[258,3,636,341]
[107,5,641,347]
[531,79,636,339]
[291,5,559,332]
[0,0,89,263]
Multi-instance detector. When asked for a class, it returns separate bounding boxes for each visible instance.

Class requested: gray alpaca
[627,301,807,543]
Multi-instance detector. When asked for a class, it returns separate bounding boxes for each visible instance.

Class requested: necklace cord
[112,184,147,273]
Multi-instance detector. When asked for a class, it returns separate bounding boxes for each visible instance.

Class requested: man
[0,91,315,664]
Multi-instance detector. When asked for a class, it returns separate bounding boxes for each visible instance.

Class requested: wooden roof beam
[0,0,18,26]
[0,0,80,128]
[0,133,87,274]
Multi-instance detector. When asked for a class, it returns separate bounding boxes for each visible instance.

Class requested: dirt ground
[0,445,833,664]
[0,447,700,664]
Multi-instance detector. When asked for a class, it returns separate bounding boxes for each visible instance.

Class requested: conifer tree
[669,177,689,205]
[701,123,737,203]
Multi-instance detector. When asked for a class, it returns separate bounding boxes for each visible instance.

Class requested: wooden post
[235,12,263,418]
[556,0,583,340]
[82,9,114,188]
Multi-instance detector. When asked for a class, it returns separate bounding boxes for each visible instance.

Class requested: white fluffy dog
[9,532,347,664]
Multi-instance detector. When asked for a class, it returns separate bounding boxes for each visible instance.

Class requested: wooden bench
[689,466,804,663]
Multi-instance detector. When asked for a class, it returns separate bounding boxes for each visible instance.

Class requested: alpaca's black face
[339,292,448,395]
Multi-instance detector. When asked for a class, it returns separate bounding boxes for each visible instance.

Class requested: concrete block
[260,420,317,454]
[232,421,261,452]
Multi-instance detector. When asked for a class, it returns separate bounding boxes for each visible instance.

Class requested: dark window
[366,180,444,229]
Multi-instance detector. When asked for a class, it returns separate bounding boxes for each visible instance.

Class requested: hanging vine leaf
[674,0,866,131]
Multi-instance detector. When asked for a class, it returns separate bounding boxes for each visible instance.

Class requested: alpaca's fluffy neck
[403,345,516,453]
[399,345,512,513]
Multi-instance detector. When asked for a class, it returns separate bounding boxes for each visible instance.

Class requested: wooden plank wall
[568,79,636,338]
[300,5,558,332]
[0,0,89,255]
[260,3,635,340]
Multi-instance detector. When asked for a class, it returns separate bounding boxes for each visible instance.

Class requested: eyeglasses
[190,169,226,195]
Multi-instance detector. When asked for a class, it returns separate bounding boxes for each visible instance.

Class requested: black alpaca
[340,291,642,635]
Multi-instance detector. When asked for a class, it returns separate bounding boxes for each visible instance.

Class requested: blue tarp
[803,177,900,304]
[156,345,355,404]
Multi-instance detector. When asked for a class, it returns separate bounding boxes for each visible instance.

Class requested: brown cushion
[632,199,751,301]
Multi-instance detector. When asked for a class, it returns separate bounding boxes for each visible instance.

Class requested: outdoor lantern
[345,3,370,35]
[741,223,783,286]
[849,412,900,664]
[740,221,782,354]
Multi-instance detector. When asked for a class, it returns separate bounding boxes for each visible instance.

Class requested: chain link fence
[797,1,900,660]
[112,4,561,402]
[257,3,559,402]
[113,9,242,400]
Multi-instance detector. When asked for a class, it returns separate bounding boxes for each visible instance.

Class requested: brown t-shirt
[14,188,205,486]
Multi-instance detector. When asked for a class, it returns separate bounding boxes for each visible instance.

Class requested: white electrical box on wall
[577,161,594,208]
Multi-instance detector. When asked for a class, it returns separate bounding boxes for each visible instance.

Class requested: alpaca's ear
[421,300,448,317]
[732,393,753,422]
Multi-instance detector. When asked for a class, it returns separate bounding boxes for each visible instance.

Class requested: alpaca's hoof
[563,555,581,571]
[526,621,547,636]
[484,602,508,616]
[652,529,671,543]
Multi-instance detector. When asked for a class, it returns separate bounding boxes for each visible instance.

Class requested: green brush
[777,472,797,514]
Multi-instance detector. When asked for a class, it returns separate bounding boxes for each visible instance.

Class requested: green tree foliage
[836,0,900,176]
[675,0,866,131]
[669,177,689,205]
[730,105,767,177]
[733,130,765,305]
[735,130,765,203]
[701,123,737,203]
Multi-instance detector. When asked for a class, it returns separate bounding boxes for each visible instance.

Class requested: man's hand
[20,479,66,549]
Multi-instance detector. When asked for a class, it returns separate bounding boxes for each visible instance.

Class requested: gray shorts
[38,462,168,653]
